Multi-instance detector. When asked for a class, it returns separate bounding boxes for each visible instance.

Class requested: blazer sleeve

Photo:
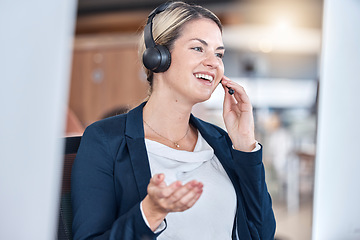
[231,146,276,240]
[71,124,160,240]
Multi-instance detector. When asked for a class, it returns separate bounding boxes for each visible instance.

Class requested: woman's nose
[202,53,220,68]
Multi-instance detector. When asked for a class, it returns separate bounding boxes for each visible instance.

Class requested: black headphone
[142,2,171,73]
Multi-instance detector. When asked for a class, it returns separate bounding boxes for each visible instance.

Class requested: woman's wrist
[142,196,167,231]
[232,138,257,152]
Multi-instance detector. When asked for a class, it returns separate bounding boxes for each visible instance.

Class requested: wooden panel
[68,35,149,127]
[75,11,148,34]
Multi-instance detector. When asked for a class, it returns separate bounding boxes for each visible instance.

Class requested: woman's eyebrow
[190,38,225,50]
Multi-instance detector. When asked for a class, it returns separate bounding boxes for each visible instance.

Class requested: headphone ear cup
[154,45,171,73]
[142,47,162,72]
[142,45,171,73]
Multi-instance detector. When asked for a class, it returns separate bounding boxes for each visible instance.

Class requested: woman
[71,2,276,240]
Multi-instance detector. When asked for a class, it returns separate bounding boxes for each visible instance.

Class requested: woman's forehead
[178,18,223,44]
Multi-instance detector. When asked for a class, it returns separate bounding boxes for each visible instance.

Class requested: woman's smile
[194,72,215,86]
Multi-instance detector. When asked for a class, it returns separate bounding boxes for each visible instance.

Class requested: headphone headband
[147,2,171,23]
[144,2,171,49]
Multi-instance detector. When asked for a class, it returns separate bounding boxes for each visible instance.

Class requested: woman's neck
[144,93,192,132]
[143,92,198,151]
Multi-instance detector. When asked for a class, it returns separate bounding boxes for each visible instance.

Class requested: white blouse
[143,131,237,240]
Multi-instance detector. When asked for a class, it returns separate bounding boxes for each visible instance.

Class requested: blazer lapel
[125,102,151,199]
[190,115,237,186]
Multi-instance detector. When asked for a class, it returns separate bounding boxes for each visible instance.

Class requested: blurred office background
[2,0,360,239]
[66,0,322,239]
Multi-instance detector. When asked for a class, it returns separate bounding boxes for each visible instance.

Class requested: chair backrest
[57,136,82,240]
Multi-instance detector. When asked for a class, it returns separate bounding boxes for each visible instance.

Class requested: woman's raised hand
[221,76,256,152]
[142,173,203,231]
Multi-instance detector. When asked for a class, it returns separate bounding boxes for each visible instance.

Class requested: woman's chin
[193,91,212,103]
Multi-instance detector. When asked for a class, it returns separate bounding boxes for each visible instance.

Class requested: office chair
[57,136,82,240]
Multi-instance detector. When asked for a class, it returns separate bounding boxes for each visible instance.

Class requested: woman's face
[158,18,225,104]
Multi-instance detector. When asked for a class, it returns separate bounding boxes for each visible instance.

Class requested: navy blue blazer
[71,102,276,240]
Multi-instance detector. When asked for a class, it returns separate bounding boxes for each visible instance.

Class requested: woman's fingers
[221,77,252,111]
[148,176,203,213]
[173,181,203,211]
[149,175,181,198]
[227,85,252,112]
[172,180,202,200]
[166,181,202,212]
[222,83,234,109]
[160,181,182,198]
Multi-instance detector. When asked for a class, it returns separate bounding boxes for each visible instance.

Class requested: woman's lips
[194,73,214,83]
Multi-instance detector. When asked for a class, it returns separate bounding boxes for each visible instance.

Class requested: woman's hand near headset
[142,173,203,231]
[221,76,256,152]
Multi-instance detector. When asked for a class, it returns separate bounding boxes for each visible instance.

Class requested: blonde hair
[138,1,222,88]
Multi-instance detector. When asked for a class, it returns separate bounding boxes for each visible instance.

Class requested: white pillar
[313,0,360,239]
[0,1,77,239]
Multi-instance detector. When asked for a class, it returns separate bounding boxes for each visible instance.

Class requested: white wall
[313,0,360,239]
[0,1,77,239]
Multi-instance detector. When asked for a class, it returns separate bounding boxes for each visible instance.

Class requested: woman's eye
[215,53,224,59]
[192,47,203,52]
